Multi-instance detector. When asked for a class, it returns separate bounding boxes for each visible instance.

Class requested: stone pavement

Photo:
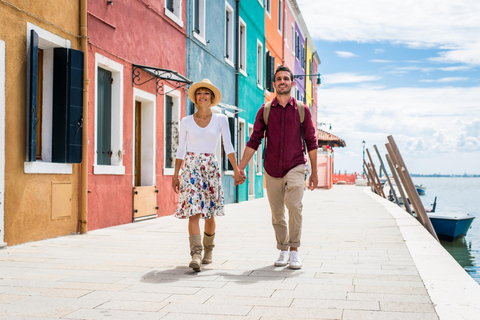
[1,185,480,319]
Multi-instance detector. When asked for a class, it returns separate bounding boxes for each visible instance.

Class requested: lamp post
[362,140,366,177]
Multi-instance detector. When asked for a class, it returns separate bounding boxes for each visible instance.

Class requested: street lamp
[362,140,366,177]
[293,73,322,85]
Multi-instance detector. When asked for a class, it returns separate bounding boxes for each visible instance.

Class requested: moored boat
[427,213,475,241]
[415,184,426,195]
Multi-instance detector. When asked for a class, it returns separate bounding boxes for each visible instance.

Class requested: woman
[172,79,244,272]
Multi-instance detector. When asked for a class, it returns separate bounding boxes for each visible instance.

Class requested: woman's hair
[194,87,215,104]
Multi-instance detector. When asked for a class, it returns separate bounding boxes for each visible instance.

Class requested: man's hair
[274,65,294,81]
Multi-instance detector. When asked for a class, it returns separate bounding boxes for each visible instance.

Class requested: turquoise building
[185,0,265,203]
[236,0,266,202]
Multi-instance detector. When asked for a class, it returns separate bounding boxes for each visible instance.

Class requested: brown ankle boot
[202,233,215,264]
[189,235,202,272]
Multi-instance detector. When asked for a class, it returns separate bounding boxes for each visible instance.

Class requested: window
[223,111,237,172]
[225,2,234,65]
[258,0,263,7]
[295,32,299,60]
[265,0,271,17]
[239,18,247,75]
[278,0,282,34]
[265,51,274,92]
[165,0,183,28]
[94,53,124,175]
[302,45,306,70]
[291,25,295,55]
[257,40,263,89]
[309,59,313,83]
[164,88,181,173]
[193,0,206,44]
[25,23,84,174]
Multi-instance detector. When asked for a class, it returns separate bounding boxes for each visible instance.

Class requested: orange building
[264,0,285,102]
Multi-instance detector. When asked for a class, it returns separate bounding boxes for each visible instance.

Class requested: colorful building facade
[1,0,84,245]
[86,0,189,230]
[236,0,266,201]
[0,0,320,246]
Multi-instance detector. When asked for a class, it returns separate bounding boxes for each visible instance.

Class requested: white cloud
[297,0,480,66]
[374,48,385,54]
[316,86,480,173]
[420,77,469,83]
[322,72,381,85]
[335,51,357,58]
[370,59,392,63]
[438,66,472,72]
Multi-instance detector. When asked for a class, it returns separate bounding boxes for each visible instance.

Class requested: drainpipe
[80,0,89,233]
[235,0,240,203]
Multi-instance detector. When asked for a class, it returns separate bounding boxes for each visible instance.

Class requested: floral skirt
[174,152,225,219]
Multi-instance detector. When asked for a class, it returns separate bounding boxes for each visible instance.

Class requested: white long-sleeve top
[175,113,235,160]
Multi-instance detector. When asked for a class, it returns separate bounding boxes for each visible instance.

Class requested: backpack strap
[262,101,273,160]
[296,101,307,155]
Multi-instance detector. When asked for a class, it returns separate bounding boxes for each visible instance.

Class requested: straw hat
[187,79,222,107]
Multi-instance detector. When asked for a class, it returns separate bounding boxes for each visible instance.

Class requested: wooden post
[386,136,438,241]
[385,150,412,214]
[364,159,382,196]
[366,148,385,198]
[373,145,398,204]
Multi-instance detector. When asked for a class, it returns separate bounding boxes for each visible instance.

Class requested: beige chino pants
[264,164,305,250]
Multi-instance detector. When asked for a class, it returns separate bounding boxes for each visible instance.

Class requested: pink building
[86,0,189,230]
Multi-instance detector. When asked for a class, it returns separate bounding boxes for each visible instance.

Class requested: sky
[296,0,480,175]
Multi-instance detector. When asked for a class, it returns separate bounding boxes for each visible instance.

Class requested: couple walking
[172,66,318,272]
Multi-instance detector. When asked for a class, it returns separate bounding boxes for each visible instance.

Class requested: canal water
[412,177,480,284]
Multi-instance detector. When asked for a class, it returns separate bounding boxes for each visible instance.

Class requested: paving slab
[0,185,479,319]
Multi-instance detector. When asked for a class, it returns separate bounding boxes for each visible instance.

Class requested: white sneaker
[274,250,289,267]
[289,251,302,269]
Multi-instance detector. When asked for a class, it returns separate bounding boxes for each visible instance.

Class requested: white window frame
[93,53,125,175]
[238,118,246,162]
[256,39,263,90]
[193,0,206,45]
[291,24,295,55]
[277,0,283,35]
[0,39,5,247]
[225,2,234,67]
[258,0,263,7]
[24,23,73,174]
[165,0,184,28]
[133,88,156,186]
[239,18,247,76]
[163,86,182,176]
[223,110,235,175]
[265,0,271,18]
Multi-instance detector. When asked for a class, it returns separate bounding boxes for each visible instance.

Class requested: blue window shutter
[26,29,38,162]
[52,48,84,163]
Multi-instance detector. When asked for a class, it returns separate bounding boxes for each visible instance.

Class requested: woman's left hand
[172,178,180,194]
[234,171,245,186]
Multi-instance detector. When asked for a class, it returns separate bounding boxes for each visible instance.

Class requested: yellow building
[0,0,84,246]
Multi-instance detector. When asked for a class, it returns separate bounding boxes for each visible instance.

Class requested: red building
[85,0,189,230]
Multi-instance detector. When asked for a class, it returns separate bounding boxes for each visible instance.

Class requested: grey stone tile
[161,303,252,316]
[62,308,167,319]
[248,306,343,319]
[380,301,436,313]
[342,309,439,320]
[291,298,379,310]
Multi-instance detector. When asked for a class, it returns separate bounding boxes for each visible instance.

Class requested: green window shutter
[224,115,236,171]
[52,48,84,163]
[165,95,173,168]
[67,49,84,163]
[26,29,38,162]
[97,68,112,165]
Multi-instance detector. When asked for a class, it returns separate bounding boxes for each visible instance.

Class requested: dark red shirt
[246,97,318,178]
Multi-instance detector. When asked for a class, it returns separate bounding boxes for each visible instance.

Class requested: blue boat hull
[428,215,475,241]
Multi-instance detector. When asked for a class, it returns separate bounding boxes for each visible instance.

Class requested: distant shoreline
[411,174,480,178]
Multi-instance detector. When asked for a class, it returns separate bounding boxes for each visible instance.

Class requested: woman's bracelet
[173,177,179,180]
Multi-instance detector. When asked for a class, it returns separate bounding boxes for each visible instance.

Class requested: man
[238,66,318,269]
